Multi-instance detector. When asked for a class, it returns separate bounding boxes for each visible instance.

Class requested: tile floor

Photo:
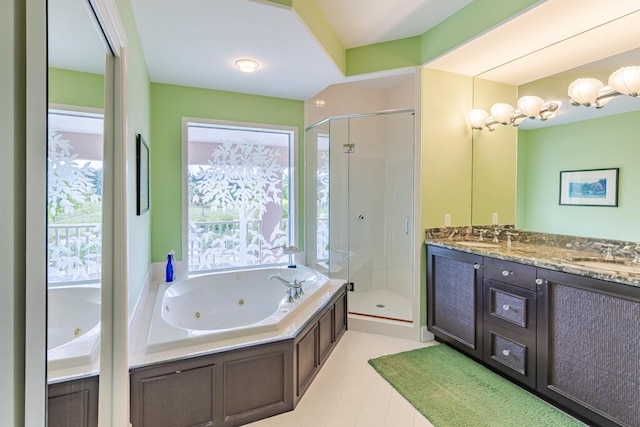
[246,330,437,427]
[348,289,413,322]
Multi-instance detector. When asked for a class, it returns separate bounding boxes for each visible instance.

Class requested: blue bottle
[166,252,174,282]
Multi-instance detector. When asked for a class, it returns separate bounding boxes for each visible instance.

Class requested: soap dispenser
[166,251,175,282]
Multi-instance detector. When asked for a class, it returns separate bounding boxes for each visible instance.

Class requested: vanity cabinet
[536,268,640,427]
[427,246,484,360]
[426,244,640,427]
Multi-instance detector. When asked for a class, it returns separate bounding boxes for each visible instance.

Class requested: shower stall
[306,110,415,323]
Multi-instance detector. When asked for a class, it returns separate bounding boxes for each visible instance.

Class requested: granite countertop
[425,238,640,289]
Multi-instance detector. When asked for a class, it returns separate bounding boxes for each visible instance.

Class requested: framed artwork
[559,168,619,207]
[136,134,150,215]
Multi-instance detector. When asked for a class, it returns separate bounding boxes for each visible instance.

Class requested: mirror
[471,7,640,242]
[47,0,107,423]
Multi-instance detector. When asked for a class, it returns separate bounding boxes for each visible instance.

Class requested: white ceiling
[315,0,471,49]
[49,0,472,100]
[47,0,640,117]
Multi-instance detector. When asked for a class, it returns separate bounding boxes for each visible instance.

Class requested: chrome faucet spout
[269,274,295,288]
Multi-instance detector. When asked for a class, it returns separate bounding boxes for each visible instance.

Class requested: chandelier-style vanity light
[568,65,640,108]
[469,96,559,131]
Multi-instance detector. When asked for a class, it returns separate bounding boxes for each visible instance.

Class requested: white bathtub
[47,285,101,371]
[146,266,330,352]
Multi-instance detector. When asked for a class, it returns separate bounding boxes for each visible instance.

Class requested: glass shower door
[337,111,415,322]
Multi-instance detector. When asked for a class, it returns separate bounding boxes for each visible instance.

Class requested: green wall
[517,110,640,241]
[48,68,104,108]
[472,77,518,226]
[421,68,473,228]
[150,83,304,262]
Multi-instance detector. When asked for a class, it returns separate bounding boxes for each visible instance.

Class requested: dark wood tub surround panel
[130,284,348,427]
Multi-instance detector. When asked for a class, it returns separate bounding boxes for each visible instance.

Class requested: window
[47,108,104,285]
[186,120,297,273]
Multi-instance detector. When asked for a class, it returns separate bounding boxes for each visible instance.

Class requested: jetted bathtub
[146,265,330,352]
[48,285,101,371]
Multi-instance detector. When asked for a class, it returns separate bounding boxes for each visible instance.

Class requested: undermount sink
[454,241,500,248]
[572,260,640,274]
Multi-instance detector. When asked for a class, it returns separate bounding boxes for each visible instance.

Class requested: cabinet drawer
[484,257,536,290]
[489,332,527,375]
[488,284,528,327]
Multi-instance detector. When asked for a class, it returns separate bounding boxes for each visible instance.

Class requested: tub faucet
[268,274,305,300]
[268,274,294,287]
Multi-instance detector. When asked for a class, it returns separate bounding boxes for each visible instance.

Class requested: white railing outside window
[48,223,102,284]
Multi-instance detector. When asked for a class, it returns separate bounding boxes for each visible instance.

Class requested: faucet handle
[491,227,502,244]
[475,228,488,241]
[599,244,615,260]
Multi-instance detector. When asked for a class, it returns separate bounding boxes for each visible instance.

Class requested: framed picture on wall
[559,168,619,207]
[136,133,150,215]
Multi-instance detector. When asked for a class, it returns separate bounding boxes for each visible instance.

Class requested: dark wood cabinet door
[334,288,347,340]
[137,365,216,427]
[295,323,319,398]
[427,245,484,359]
[48,376,99,427]
[537,269,640,427]
[318,306,334,365]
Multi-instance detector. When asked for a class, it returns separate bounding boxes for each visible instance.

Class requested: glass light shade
[517,96,545,118]
[490,103,514,124]
[469,109,489,129]
[608,65,640,96]
[235,59,260,73]
[568,78,603,105]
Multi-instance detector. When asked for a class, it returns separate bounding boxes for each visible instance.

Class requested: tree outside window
[187,123,294,272]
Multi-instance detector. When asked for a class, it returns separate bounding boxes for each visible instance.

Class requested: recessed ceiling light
[235,59,260,73]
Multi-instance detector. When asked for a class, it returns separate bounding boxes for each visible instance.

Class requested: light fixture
[568,65,640,109]
[517,95,545,118]
[314,99,326,107]
[469,96,559,131]
[490,103,515,124]
[469,109,489,130]
[608,65,640,96]
[568,78,603,106]
[235,58,260,73]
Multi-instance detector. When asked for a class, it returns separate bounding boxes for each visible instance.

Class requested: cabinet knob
[474,264,481,270]
[502,304,510,311]
[502,270,513,277]
[535,278,543,285]
[502,349,511,356]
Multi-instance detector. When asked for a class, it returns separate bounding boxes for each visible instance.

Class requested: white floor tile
[245,330,431,427]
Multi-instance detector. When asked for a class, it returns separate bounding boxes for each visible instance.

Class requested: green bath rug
[368,344,584,427]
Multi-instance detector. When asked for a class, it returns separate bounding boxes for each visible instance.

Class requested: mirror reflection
[47,0,106,424]
[471,10,640,242]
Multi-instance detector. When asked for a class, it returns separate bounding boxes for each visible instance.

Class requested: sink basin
[573,260,640,274]
[454,241,500,248]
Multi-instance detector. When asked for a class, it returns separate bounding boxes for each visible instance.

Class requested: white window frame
[182,117,299,275]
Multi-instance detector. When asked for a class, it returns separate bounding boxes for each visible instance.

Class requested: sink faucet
[505,232,518,248]
[475,228,489,242]
[599,244,616,261]
[491,227,502,244]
